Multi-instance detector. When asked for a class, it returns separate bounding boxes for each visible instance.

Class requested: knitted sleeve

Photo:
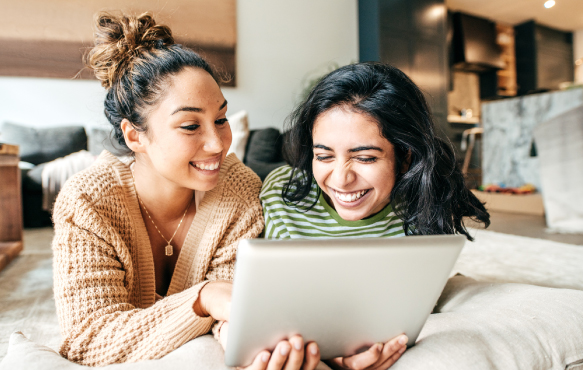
[207,161,265,342]
[207,200,264,342]
[52,190,214,366]
[205,199,264,282]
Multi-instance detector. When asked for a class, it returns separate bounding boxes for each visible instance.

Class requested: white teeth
[335,189,368,203]
[193,161,220,171]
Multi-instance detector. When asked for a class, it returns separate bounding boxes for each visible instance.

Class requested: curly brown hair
[84,12,223,153]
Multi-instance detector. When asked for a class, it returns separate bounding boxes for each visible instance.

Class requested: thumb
[341,343,383,369]
[219,321,229,350]
[217,301,231,322]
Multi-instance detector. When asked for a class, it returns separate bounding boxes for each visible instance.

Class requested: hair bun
[85,12,174,89]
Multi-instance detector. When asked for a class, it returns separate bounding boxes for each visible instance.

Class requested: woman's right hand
[193,280,233,321]
[240,334,320,370]
[196,284,320,369]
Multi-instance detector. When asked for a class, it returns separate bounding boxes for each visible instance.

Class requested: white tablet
[224,235,465,367]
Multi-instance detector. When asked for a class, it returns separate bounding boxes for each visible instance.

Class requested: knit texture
[52,151,263,366]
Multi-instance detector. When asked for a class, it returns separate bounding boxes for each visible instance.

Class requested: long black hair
[283,62,489,241]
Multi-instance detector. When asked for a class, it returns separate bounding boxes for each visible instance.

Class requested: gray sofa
[0,122,286,227]
[0,123,88,227]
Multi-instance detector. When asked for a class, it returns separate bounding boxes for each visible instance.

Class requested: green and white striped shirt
[260,166,405,239]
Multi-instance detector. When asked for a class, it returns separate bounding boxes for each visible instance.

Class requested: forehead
[313,108,389,146]
[161,67,224,107]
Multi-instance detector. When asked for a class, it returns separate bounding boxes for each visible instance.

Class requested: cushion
[391,275,583,370]
[18,161,35,184]
[226,110,250,161]
[0,122,87,165]
[22,163,46,192]
[3,277,583,370]
[0,333,231,370]
[244,128,287,180]
[87,127,129,157]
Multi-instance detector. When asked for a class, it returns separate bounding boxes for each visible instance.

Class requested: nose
[203,125,224,154]
[331,161,356,187]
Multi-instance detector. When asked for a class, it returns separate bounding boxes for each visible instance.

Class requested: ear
[400,149,412,173]
[120,119,146,153]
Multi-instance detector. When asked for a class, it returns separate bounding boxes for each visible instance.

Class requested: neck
[132,154,194,222]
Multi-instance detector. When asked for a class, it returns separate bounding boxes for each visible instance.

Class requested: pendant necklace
[131,169,193,256]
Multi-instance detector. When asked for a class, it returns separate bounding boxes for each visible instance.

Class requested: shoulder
[220,154,262,207]
[260,165,294,196]
[53,151,129,219]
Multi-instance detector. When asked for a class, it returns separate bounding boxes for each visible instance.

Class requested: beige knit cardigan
[52,151,264,366]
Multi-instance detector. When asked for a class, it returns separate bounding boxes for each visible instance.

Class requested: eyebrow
[348,146,383,153]
[313,144,383,153]
[171,99,228,115]
[313,144,332,151]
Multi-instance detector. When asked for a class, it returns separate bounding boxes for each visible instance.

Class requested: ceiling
[446,0,583,31]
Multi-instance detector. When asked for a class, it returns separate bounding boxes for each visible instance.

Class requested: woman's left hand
[327,334,408,370]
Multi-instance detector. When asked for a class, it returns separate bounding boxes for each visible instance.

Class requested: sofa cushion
[22,163,45,192]
[244,128,287,180]
[245,128,283,164]
[226,110,250,161]
[87,127,129,157]
[0,122,87,165]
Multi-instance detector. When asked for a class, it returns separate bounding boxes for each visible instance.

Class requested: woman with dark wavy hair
[260,62,490,369]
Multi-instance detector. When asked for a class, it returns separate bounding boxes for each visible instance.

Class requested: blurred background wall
[0,0,358,130]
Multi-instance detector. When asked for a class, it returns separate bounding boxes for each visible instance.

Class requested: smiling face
[137,67,232,191]
[312,107,399,221]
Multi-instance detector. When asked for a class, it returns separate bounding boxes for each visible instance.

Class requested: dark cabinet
[514,21,573,95]
[358,0,449,140]
[451,12,504,72]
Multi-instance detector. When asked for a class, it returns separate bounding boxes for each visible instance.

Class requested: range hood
[452,12,505,72]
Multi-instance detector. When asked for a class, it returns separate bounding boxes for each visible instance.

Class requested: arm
[204,200,264,341]
[53,195,214,366]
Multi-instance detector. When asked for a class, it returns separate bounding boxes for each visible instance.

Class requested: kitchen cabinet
[514,21,574,95]
[359,0,450,141]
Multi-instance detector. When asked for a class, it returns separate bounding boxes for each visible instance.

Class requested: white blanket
[1,229,583,369]
[41,150,96,211]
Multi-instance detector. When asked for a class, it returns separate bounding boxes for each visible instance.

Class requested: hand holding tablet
[218,323,406,370]
[224,235,465,368]
[219,323,321,370]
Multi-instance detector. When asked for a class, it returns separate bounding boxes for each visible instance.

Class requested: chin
[336,209,370,222]
[188,177,220,192]
[198,181,219,192]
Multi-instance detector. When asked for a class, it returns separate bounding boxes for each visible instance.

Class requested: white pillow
[0,333,231,370]
[391,276,583,370]
[226,110,250,161]
[0,332,332,370]
[5,277,583,370]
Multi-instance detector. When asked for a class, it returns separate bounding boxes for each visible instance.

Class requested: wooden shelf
[0,145,23,272]
[496,24,517,97]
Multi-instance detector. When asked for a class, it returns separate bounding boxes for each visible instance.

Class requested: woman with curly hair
[52,13,319,369]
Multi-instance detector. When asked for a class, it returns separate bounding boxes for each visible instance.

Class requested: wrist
[193,281,214,317]
[193,280,232,318]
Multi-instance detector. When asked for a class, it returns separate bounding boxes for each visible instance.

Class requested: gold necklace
[131,169,193,256]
